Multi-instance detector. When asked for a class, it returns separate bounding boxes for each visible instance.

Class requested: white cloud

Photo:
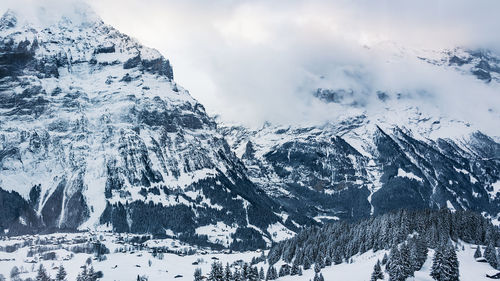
[2,0,500,132]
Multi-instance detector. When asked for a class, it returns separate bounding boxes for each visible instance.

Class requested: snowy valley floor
[0,232,496,281]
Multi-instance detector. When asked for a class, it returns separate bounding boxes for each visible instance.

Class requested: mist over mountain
[78,0,500,131]
[0,2,499,278]
[0,2,500,281]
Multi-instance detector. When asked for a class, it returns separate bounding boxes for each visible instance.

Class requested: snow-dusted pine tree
[194,268,203,281]
[370,260,384,281]
[430,246,444,281]
[474,245,482,259]
[484,242,498,268]
[55,265,67,281]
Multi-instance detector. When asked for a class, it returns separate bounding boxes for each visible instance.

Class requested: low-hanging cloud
[2,0,500,134]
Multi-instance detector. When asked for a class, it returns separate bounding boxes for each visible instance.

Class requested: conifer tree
[10,266,20,281]
[36,264,50,281]
[56,265,67,281]
[291,260,300,275]
[415,235,429,270]
[266,265,277,280]
[76,265,87,281]
[194,268,203,281]
[430,246,444,281]
[325,256,332,266]
[388,246,406,281]
[409,240,420,271]
[303,257,311,270]
[333,251,342,265]
[314,262,321,273]
[316,254,325,269]
[370,260,384,281]
[278,264,290,277]
[224,263,232,281]
[431,243,459,281]
[259,267,265,280]
[88,266,98,281]
[484,242,498,268]
[242,263,250,279]
[381,253,388,265]
[249,266,259,281]
[443,244,459,281]
[233,269,242,281]
[209,261,224,281]
[399,242,413,278]
[474,245,482,259]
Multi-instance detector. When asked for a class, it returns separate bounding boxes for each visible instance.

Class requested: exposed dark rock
[0,188,43,235]
[94,44,115,54]
[472,68,492,82]
[313,88,353,104]
[123,55,141,69]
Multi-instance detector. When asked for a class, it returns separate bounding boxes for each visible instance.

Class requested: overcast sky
[2,0,500,129]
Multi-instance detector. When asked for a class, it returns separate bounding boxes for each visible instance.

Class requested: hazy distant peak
[1,0,102,30]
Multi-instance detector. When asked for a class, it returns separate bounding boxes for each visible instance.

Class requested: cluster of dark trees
[34,260,102,281]
[430,243,459,281]
[265,209,499,280]
[200,260,329,281]
[23,241,109,260]
[25,259,102,281]
[474,242,500,269]
[196,261,266,281]
[7,264,67,281]
[75,264,102,281]
[6,244,106,281]
[37,264,67,281]
[0,241,29,253]
[370,234,430,281]
[370,237,459,281]
[100,173,291,251]
[66,242,109,259]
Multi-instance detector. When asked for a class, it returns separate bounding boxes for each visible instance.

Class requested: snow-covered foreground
[272,243,495,281]
[0,232,264,280]
[0,232,496,281]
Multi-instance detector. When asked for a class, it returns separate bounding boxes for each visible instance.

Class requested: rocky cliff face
[0,6,299,248]
[220,48,500,224]
[0,4,499,249]
[222,115,500,225]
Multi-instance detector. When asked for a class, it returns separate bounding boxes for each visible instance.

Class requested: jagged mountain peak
[1,1,102,31]
[1,2,499,252]
[0,3,299,248]
[0,2,175,82]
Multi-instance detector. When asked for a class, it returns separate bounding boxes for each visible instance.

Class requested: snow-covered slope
[273,244,495,281]
[220,47,500,223]
[1,2,499,249]
[0,5,299,248]
[0,232,495,281]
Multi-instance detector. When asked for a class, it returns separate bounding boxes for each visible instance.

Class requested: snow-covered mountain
[0,2,499,250]
[0,5,299,248]
[220,47,500,224]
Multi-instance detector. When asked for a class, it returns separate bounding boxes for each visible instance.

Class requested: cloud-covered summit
[2,0,499,134]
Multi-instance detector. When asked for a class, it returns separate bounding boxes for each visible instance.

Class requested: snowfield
[0,232,265,280]
[0,232,497,281]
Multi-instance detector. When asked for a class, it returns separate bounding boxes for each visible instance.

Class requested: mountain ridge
[0,5,302,249]
[0,4,499,250]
